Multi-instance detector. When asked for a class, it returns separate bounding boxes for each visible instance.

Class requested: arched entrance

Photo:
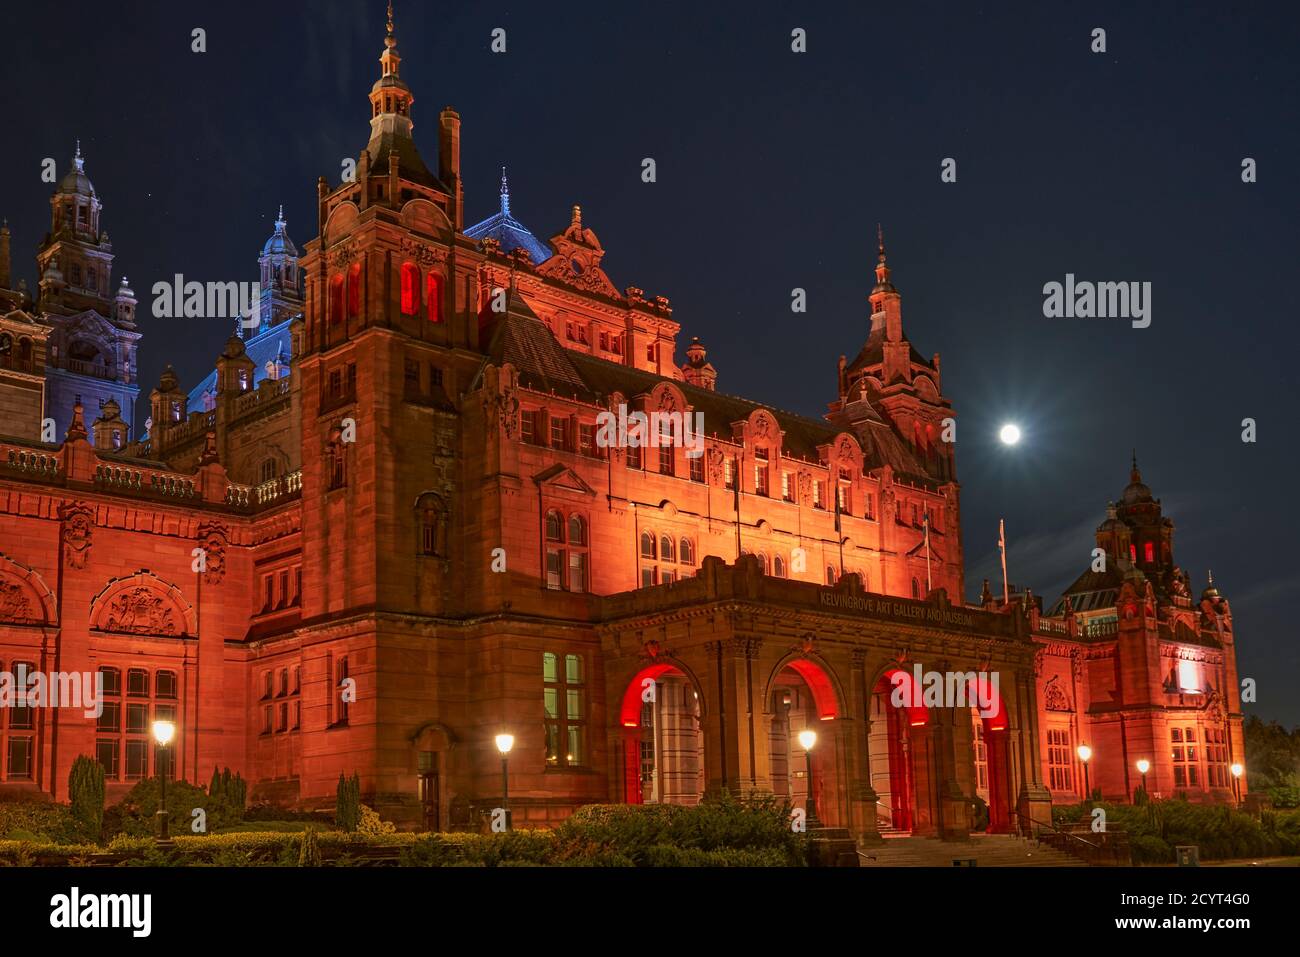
[767,658,840,824]
[618,663,703,805]
[868,667,932,833]
[961,673,1011,832]
[411,722,456,832]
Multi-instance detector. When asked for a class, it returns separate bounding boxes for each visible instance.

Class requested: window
[837,481,850,514]
[128,669,149,697]
[568,515,589,593]
[911,578,921,599]
[679,538,695,567]
[426,272,442,323]
[405,357,420,392]
[1129,544,1137,562]
[723,458,735,490]
[1206,727,1228,788]
[400,262,420,315]
[550,416,568,451]
[579,423,596,457]
[659,421,674,475]
[1047,728,1074,792]
[640,531,656,560]
[260,458,279,483]
[813,481,824,510]
[1144,542,1155,563]
[278,570,289,609]
[611,334,623,356]
[660,536,675,563]
[865,493,875,521]
[7,737,32,780]
[782,472,794,502]
[334,657,350,726]
[690,453,705,483]
[543,653,587,768]
[599,331,609,351]
[627,443,642,470]
[755,463,769,496]
[263,575,275,613]
[328,441,347,490]
[826,565,837,585]
[1172,725,1200,788]
[521,409,537,445]
[419,494,446,557]
[329,274,344,324]
[348,262,362,318]
[774,555,786,578]
[156,671,177,699]
[646,343,657,364]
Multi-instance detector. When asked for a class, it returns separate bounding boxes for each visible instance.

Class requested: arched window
[1143,541,1155,564]
[826,565,836,585]
[347,262,362,318]
[545,509,564,543]
[400,262,420,315]
[567,515,589,592]
[260,459,279,483]
[758,552,770,575]
[774,555,786,578]
[640,531,657,560]
[679,538,695,566]
[17,338,32,372]
[418,493,448,556]
[329,273,344,325]
[660,536,675,562]
[1129,544,1137,562]
[911,578,921,599]
[426,273,442,323]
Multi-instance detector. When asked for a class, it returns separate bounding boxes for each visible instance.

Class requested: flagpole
[733,453,742,560]
[998,518,1009,606]
[834,484,844,575]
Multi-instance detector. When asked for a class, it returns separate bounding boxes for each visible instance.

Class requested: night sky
[2,1,1296,722]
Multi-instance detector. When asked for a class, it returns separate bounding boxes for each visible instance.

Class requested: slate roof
[366,131,447,192]
[845,327,933,375]
[484,291,937,480]
[185,318,293,411]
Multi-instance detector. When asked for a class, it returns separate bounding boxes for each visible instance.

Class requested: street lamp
[1136,758,1150,802]
[495,733,514,830]
[151,720,176,842]
[1076,744,1092,801]
[797,729,821,828]
[1230,763,1244,806]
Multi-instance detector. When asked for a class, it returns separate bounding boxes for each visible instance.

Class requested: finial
[1130,449,1141,482]
[385,1,396,48]
[74,140,84,172]
[571,204,582,229]
[877,222,886,262]
[500,167,510,216]
[1207,569,1214,584]
[276,204,285,228]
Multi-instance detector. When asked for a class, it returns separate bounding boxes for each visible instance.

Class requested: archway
[868,668,928,833]
[959,673,1011,833]
[618,663,703,806]
[767,658,840,825]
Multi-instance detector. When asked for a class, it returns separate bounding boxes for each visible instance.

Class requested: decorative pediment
[1043,675,1072,712]
[537,206,621,298]
[0,553,57,626]
[532,463,596,496]
[90,571,196,638]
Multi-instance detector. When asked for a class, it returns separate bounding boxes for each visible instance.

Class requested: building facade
[0,9,1244,841]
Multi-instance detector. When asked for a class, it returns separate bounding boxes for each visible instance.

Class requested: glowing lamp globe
[1230,763,1243,779]
[152,719,176,746]
[1076,744,1092,763]
[1136,759,1150,775]
[797,729,817,752]
[495,734,514,755]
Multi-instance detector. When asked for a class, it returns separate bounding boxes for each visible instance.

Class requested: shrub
[298,827,322,866]
[0,801,82,845]
[109,777,217,837]
[335,773,361,832]
[68,755,105,842]
[357,805,396,836]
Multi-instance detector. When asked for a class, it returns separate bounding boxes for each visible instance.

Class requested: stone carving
[60,502,94,570]
[1205,689,1223,724]
[481,374,520,439]
[707,447,725,484]
[1033,647,1045,677]
[103,587,178,636]
[657,388,678,413]
[327,241,358,268]
[399,237,448,268]
[1043,675,1072,712]
[196,521,229,585]
[0,580,34,623]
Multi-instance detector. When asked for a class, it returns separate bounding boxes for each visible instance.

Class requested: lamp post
[495,733,514,830]
[151,720,176,843]
[797,729,821,828]
[1076,744,1092,802]
[1136,759,1150,803]
[1230,763,1244,807]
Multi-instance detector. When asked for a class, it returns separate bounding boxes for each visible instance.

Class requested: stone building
[0,7,1244,841]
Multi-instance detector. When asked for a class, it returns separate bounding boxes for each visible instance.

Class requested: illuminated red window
[347,262,361,318]
[426,273,442,323]
[1144,542,1155,563]
[329,274,344,324]
[400,262,419,315]
[1129,544,1137,562]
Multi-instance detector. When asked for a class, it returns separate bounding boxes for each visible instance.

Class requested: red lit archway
[958,672,1011,832]
[869,668,933,834]
[618,663,703,806]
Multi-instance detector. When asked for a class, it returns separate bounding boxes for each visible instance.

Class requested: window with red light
[1144,542,1155,563]
[329,274,344,324]
[347,262,362,318]
[400,262,420,315]
[426,273,441,323]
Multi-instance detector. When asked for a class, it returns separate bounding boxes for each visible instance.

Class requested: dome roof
[262,207,298,258]
[1120,454,1154,505]
[58,144,95,197]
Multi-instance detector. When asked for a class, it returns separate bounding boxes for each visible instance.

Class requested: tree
[68,755,106,842]
[335,772,361,832]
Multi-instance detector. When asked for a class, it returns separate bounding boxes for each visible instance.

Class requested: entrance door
[418,769,440,831]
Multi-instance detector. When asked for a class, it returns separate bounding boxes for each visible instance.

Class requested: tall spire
[873,223,894,292]
[369,0,412,129]
[500,167,510,216]
[1130,449,1141,483]
[74,140,84,172]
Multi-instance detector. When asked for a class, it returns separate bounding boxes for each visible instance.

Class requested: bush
[335,773,361,832]
[68,755,105,842]
[0,801,83,845]
[109,777,218,837]
[298,827,322,866]
[357,805,396,836]
[208,767,248,822]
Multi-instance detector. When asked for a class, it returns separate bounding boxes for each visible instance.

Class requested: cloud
[966,510,1098,603]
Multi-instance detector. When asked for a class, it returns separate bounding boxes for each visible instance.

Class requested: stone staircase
[859,833,1084,867]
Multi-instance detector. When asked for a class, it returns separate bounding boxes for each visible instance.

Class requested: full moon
[999,424,1022,446]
